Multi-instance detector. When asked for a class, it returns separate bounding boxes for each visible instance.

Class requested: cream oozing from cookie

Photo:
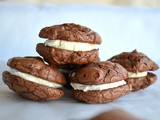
[44,40,99,51]
[71,80,126,92]
[9,68,63,88]
[128,72,147,78]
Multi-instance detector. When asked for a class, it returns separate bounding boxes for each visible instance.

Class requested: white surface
[1,61,160,120]
[0,2,160,120]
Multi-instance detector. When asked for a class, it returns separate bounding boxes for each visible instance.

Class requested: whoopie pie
[69,61,132,104]
[2,57,66,101]
[36,23,102,67]
[109,50,159,91]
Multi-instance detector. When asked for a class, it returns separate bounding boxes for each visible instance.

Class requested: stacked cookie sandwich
[2,23,103,101]
[36,23,102,85]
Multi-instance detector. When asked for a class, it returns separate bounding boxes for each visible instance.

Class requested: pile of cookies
[2,23,159,103]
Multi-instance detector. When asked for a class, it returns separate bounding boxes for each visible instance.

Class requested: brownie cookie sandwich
[36,23,102,67]
[109,50,159,91]
[2,57,66,101]
[69,61,132,104]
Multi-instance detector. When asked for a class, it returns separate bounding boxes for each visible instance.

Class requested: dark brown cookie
[55,64,80,70]
[3,57,66,101]
[69,61,132,104]
[7,57,66,85]
[53,57,100,70]
[91,109,142,120]
[70,61,128,85]
[108,49,159,72]
[125,72,157,91]
[3,72,64,101]
[36,43,99,65]
[57,57,100,89]
[72,84,131,104]
[108,50,159,91]
[39,23,102,44]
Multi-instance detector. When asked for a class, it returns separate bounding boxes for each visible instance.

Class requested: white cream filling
[44,39,99,51]
[128,72,147,78]
[70,80,126,92]
[9,68,63,88]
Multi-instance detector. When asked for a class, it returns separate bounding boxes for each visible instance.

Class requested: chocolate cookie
[69,61,132,104]
[2,57,66,101]
[91,109,142,120]
[39,23,101,44]
[53,57,100,70]
[36,23,101,65]
[57,57,100,89]
[109,49,159,91]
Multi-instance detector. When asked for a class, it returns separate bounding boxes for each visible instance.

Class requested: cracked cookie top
[108,49,159,72]
[69,61,128,85]
[7,57,66,85]
[39,23,102,44]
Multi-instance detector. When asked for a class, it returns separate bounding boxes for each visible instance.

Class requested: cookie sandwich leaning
[2,57,66,101]
[109,50,159,91]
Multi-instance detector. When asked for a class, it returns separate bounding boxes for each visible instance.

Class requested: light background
[2,0,160,8]
[0,2,160,120]
[0,2,160,63]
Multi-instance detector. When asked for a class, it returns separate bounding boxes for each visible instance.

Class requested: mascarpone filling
[128,72,147,78]
[44,39,99,51]
[71,80,126,92]
[9,68,63,88]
